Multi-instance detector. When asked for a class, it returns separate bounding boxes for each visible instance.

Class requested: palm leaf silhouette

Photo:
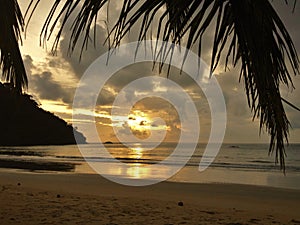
[26,0,299,170]
[0,0,27,93]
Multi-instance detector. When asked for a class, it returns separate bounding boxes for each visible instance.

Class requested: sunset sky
[16,1,300,143]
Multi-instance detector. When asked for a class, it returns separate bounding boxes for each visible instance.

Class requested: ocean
[1,143,300,189]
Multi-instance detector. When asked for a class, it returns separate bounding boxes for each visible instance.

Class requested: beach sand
[0,171,300,225]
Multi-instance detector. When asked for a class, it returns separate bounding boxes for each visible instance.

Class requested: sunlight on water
[131,146,143,159]
[126,164,150,179]
[1,143,300,189]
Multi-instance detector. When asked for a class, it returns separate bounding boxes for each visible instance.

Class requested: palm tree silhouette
[0,0,27,93]
[1,0,299,170]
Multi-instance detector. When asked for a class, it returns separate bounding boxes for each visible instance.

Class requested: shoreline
[1,158,300,190]
[1,170,300,224]
[0,159,77,172]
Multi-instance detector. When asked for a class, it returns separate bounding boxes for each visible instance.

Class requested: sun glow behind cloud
[71,102,172,142]
[16,1,300,143]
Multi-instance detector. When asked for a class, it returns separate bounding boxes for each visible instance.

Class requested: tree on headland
[0,0,299,170]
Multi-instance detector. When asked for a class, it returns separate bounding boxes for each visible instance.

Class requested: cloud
[24,55,72,103]
[30,71,69,102]
[58,13,109,79]
[21,2,300,143]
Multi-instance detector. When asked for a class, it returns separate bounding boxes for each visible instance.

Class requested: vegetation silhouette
[0,0,27,93]
[0,82,86,146]
[0,0,299,170]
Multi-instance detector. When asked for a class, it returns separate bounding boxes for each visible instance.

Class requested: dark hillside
[0,83,86,146]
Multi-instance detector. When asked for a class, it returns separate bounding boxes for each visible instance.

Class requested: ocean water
[0,143,300,189]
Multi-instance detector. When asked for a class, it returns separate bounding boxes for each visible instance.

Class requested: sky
[14,1,300,144]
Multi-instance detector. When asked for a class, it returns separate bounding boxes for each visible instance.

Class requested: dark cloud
[24,55,73,103]
[59,21,109,79]
[216,70,249,118]
[30,71,69,101]
[98,87,116,105]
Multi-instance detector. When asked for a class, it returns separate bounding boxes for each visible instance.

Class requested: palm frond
[0,0,27,93]
[228,0,299,171]
[27,0,110,58]
[27,0,299,170]
[114,0,299,171]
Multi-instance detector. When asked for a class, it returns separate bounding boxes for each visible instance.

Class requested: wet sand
[0,171,300,225]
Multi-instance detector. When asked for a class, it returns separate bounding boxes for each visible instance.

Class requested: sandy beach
[0,171,300,225]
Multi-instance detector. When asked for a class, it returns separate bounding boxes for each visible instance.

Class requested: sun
[127,111,151,130]
[123,109,171,140]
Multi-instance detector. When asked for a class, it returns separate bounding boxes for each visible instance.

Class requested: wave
[54,155,300,172]
[1,143,300,173]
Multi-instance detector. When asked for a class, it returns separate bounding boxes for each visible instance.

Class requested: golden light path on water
[131,146,143,159]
